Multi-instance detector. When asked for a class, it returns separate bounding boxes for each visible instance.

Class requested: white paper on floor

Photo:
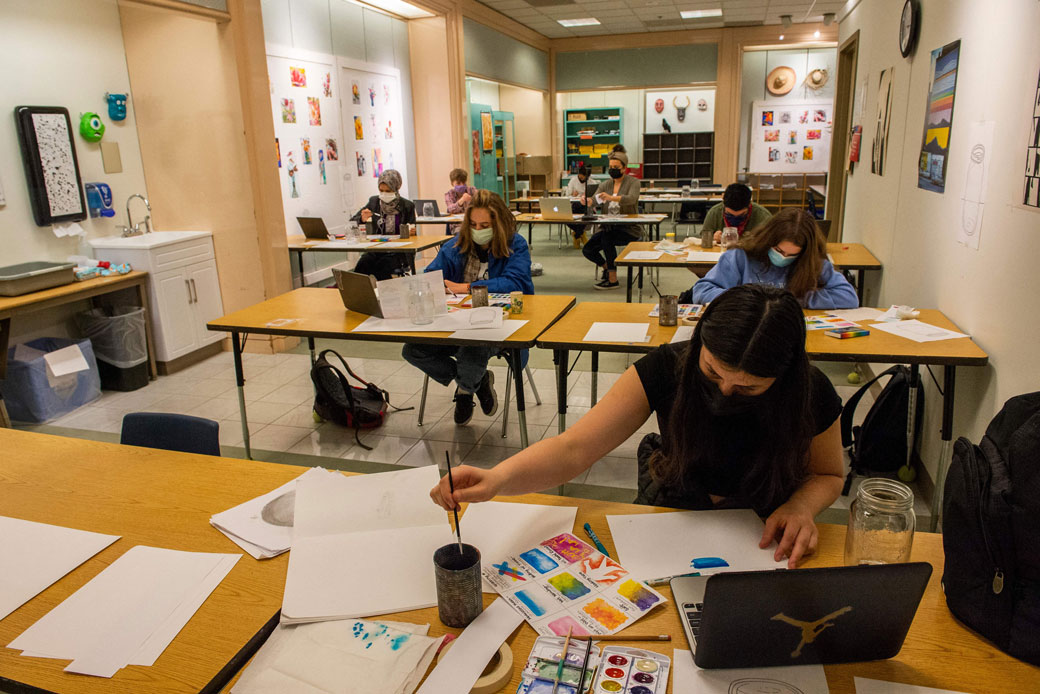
[582,322,649,344]
[606,509,784,581]
[871,319,969,343]
[210,467,332,559]
[0,516,120,621]
[459,501,578,592]
[672,648,828,693]
[281,465,454,624]
[232,619,442,694]
[9,545,240,678]
[854,677,970,694]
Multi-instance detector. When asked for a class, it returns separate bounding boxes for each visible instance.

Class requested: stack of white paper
[9,546,240,678]
[871,319,969,343]
[353,306,503,333]
[582,322,650,344]
[281,465,454,624]
[671,648,827,693]
[210,467,333,559]
[0,516,120,621]
[232,619,443,694]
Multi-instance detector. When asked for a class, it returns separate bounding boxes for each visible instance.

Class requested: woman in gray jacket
[582,149,642,289]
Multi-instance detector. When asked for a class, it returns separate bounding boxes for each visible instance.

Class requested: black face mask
[695,365,763,416]
[608,168,623,179]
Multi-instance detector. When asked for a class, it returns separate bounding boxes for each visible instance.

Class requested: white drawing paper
[958,120,995,250]
[672,648,828,693]
[352,307,503,333]
[625,250,664,260]
[686,250,722,262]
[606,509,785,581]
[373,241,412,248]
[314,239,380,249]
[826,307,886,322]
[871,319,969,343]
[854,677,970,694]
[0,516,119,621]
[582,322,649,344]
[448,319,527,342]
[670,326,695,343]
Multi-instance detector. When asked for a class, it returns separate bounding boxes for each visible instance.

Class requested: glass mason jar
[720,226,739,249]
[844,478,916,565]
[608,200,621,216]
[408,280,435,325]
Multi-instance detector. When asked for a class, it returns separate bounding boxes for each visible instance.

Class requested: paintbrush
[650,279,663,298]
[573,634,671,642]
[552,627,573,694]
[576,636,593,694]
[444,451,463,555]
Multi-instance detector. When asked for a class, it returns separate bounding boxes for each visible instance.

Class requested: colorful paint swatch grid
[805,316,860,331]
[647,304,703,318]
[482,532,668,637]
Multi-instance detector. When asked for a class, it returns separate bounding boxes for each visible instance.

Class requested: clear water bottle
[844,478,916,565]
[408,280,435,325]
[423,202,435,218]
[345,221,360,242]
[608,200,620,217]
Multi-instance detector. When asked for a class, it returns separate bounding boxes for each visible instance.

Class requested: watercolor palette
[483,533,668,636]
[517,635,601,694]
[591,647,670,694]
[805,316,860,331]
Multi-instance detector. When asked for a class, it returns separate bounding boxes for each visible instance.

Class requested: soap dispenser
[84,183,116,218]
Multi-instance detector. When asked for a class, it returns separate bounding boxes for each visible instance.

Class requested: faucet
[121,194,152,237]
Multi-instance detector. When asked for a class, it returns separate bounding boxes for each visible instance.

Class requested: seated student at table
[565,166,593,248]
[444,168,477,235]
[351,169,416,280]
[690,208,858,309]
[701,182,773,244]
[402,190,533,426]
[582,150,641,290]
[430,285,844,567]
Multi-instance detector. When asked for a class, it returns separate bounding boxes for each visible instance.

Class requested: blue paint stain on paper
[515,588,548,616]
[691,557,729,569]
[520,548,559,574]
[349,621,409,650]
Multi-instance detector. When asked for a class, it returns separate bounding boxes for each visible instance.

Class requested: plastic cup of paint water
[434,543,483,628]
[658,295,678,327]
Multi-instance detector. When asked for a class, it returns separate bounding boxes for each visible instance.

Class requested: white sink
[89,230,211,250]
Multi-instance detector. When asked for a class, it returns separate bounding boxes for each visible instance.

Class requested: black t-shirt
[633,342,842,505]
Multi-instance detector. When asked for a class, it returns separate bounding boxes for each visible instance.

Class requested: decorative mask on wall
[79,112,105,142]
[673,96,691,122]
[697,98,708,111]
[105,93,127,121]
[654,98,664,113]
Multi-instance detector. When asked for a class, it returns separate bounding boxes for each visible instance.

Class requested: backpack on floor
[310,349,411,450]
[942,391,1040,665]
[839,365,924,494]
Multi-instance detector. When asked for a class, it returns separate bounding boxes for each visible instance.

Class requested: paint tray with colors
[591,647,670,694]
[517,635,601,694]
[482,532,668,636]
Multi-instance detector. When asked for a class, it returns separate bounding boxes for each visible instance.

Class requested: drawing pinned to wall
[326,138,338,161]
[307,97,321,126]
[356,151,366,177]
[287,152,299,198]
[301,138,312,165]
[319,149,326,185]
[779,112,791,124]
[281,98,296,123]
[958,121,994,249]
[351,81,360,105]
[372,148,383,177]
[764,130,779,142]
[788,131,798,144]
[472,130,482,174]
[769,148,781,162]
[807,130,822,141]
[353,116,364,140]
[384,84,390,104]
[761,111,774,126]
[368,85,376,107]
[798,111,809,124]
[275,138,281,168]
[785,152,798,164]
[385,120,393,140]
[480,111,494,153]
[370,114,377,134]
[918,40,961,193]
[323,72,332,98]
[871,67,894,176]
[1023,67,1040,208]
[803,147,814,161]
[290,66,306,87]
[813,109,827,123]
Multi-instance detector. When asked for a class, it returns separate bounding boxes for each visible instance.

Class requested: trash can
[2,337,101,423]
[76,306,149,392]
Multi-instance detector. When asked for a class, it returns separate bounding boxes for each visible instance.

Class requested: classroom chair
[120,412,221,456]
[415,352,541,439]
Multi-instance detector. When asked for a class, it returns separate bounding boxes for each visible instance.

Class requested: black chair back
[121,412,221,456]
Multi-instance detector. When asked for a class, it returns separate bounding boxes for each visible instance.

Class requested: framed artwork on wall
[480,111,493,153]
[917,40,960,193]
[14,106,87,226]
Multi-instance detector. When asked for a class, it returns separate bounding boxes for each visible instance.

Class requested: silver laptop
[538,197,574,221]
[671,562,931,668]
[332,269,383,317]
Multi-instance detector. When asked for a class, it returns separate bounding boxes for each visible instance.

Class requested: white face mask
[470,227,494,246]
[379,191,396,204]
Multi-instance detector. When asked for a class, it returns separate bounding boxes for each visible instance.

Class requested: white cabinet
[90,232,225,363]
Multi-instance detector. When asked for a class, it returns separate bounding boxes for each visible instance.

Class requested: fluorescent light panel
[680,8,722,19]
[358,0,433,19]
[558,17,601,26]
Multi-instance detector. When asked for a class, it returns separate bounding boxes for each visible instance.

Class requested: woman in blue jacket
[402,190,533,426]
[690,208,858,309]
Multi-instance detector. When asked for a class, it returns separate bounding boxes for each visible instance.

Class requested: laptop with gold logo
[671,563,932,668]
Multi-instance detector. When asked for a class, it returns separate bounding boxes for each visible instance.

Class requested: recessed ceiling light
[813,29,821,38]
[680,8,722,19]
[558,17,601,26]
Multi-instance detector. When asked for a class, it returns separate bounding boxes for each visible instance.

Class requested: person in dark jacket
[351,169,416,280]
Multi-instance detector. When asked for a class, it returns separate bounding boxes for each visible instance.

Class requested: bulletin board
[267,47,346,236]
[338,57,409,214]
[749,99,832,173]
[643,88,716,134]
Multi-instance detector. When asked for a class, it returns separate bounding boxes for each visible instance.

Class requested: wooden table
[0,271,157,427]
[286,234,452,287]
[2,429,1034,693]
[616,241,883,303]
[514,213,668,246]
[536,304,987,527]
[206,289,576,456]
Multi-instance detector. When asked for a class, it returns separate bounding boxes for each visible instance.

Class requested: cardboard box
[516,155,552,175]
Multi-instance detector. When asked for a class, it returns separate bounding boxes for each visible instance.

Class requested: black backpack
[839,365,924,494]
[942,391,1040,665]
[309,349,411,449]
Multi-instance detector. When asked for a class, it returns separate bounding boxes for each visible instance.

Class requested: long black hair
[650,284,814,514]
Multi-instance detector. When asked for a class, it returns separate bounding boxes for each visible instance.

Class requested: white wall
[467,77,501,110]
[838,0,1040,492]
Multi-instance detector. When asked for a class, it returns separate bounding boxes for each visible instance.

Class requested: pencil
[444,451,463,554]
[552,627,572,694]
[573,634,671,642]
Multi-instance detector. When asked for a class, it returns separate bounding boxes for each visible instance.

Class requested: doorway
[826,31,859,241]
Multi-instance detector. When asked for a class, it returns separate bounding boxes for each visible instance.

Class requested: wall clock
[899,0,920,58]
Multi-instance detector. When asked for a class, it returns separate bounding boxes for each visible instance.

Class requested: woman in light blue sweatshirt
[690,208,858,309]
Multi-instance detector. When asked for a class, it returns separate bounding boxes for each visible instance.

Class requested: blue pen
[583,523,611,559]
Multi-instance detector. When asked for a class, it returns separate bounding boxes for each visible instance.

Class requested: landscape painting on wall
[918,40,960,193]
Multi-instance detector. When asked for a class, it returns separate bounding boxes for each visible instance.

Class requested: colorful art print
[803,146,814,161]
[325,138,338,161]
[301,138,312,164]
[351,81,361,105]
[286,153,299,198]
[368,85,376,106]
[318,149,326,184]
[281,98,296,123]
[472,130,482,174]
[785,151,798,164]
[788,131,798,144]
[307,97,321,126]
[373,148,383,177]
[805,316,858,330]
[807,129,822,140]
[323,72,332,98]
[356,151,366,176]
[768,148,781,162]
[761,111,774,126]
[370,114,377,131]
[813,109,828,122]
[384,83,391,104]
[353,116,364,140]
[275,138,281,168]
[764,129,779,142]
[290,66,306,87]
[385,120,393,140]
[480,111,494,153]
[779,111,791,124]
[799,111,809,124]
[919,40,960,193]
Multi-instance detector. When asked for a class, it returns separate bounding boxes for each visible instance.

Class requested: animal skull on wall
[673,96,691,122]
